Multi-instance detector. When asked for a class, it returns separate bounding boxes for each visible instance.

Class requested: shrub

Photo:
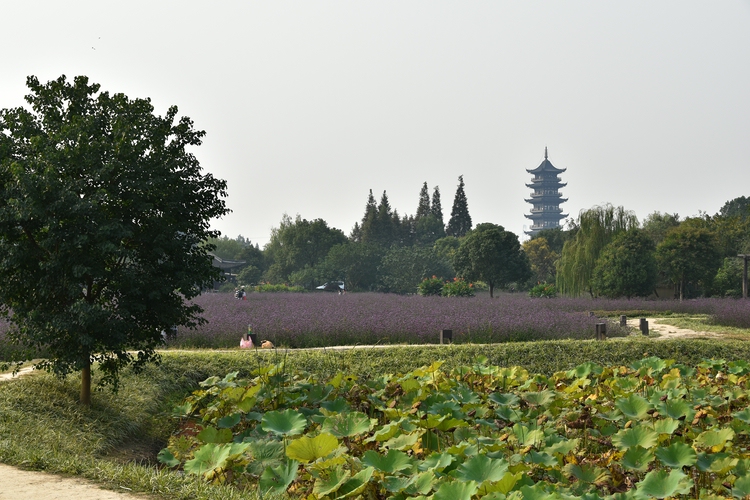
[529,282,557,298]
[417,276,444,296]
[441,278,474,297]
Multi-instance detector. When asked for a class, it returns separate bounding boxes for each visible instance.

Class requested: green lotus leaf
[732,474,750,498]
[366,420,400,442]
[616,394,651,420]
[383,475,415,493]
[518,482,559,500]
[246,440,284,476]
[437,417,469,432]
[157,448,180,468]
[728,360,750,375]
[196,426,233,444]
[335,467,374,499]
[453,454,509,483]
[694,428,735,451]
[261,409,307,437]
[429,401,463,418]
[635,469,692,499]
[184,443,231,476]
[406,470,437,496]
[655,442,697,468]
[237,396,256,412]
[522,390,556,407]
[529,451,558,467]
[495,405,521,422]
[493,471,522,494]
[217,412,242,429]
[321,411,374,438]
[631,357,668,375]
[259,459,298,495]
[651,418,679,435]
[513,424,545,446]
[566,361,603,379]
[320,397,351,413]
[416,413,447,429]
[660,399,691,420]
[434,480,478,500]
[544,438,579,456]
[621,446,655,472]
[362,449,414,473]
[382,430,423,451]
[563,463,610,484]
[286,433,339,463]
[419,452,454,472]
[313,465,350,497]
[612,425,658,451]
[489,393,520,406]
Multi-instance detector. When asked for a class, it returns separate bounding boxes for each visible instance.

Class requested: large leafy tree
[446,175,472,238]
[0,75,229,404]
[523,237,559,284]
[556,204,639,297]
[656,222,721,301]
[590,229,658,299]
[263,214,346,283]
[378,246,452,295]
[453,223,531,298]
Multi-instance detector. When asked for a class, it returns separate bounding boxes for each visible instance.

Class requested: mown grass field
[3,337,750,499]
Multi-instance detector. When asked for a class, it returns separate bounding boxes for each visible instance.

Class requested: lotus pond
[160,355,750,499]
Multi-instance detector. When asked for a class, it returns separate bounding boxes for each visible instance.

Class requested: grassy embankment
[3,336,750,499]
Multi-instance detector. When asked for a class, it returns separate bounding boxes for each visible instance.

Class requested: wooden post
[440,329,452,344]
[639,318,649,336]
[740,254,750,299]
[596,323,607,340]
[620,315,627,327]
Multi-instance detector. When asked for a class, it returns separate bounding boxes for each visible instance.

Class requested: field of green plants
[157,349,750,499]
[3,339,750,499]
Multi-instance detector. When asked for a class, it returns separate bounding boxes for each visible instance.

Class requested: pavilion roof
[526,147,566,175]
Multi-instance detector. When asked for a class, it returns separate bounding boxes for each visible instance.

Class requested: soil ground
[0,318,735,499]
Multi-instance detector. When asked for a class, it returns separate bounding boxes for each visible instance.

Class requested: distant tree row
[522,197,750,300]
[211,176,533,296]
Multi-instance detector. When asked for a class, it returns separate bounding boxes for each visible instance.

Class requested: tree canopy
[0,75,229,404]
[556,204,639,297]
[453,223,530,297]
[590,229,658,299]
[656,222,721,301]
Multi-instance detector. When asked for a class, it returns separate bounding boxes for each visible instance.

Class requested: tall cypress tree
[376,191,396,246]
[431,186,444,226]
[446,175,472,237]
[416,182,431,220]
[357,189,378,243]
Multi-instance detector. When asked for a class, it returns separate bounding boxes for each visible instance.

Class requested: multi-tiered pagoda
[524,148,567,236]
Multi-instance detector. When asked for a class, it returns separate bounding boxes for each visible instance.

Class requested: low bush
[529,282,557,298]
[417,276,444,296]
[441,278,474,297]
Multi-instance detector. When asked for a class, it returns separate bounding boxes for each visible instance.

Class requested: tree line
[528,198,750,300]
[211,175,530,296]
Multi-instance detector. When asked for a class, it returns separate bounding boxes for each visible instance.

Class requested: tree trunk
[489,282,494,298]
[80,356,91,406]
[679,279,684,302]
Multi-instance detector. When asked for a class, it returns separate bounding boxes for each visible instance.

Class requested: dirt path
[0,464,147,500]
[625,317,722,340]
[0,318,727,499]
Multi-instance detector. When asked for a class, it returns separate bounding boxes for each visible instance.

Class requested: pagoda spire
[544,146,548,160]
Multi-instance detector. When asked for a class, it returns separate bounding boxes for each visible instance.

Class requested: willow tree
[556,204,639,297]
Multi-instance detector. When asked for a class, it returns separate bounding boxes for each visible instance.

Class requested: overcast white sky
[3,1,749,246]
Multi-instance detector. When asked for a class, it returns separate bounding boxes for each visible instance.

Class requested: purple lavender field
[171,292,633,348]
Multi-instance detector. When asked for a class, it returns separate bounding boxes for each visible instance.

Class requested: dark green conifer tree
[431,186,444,226]
[416,182,431,220]
[446,175,472,238]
